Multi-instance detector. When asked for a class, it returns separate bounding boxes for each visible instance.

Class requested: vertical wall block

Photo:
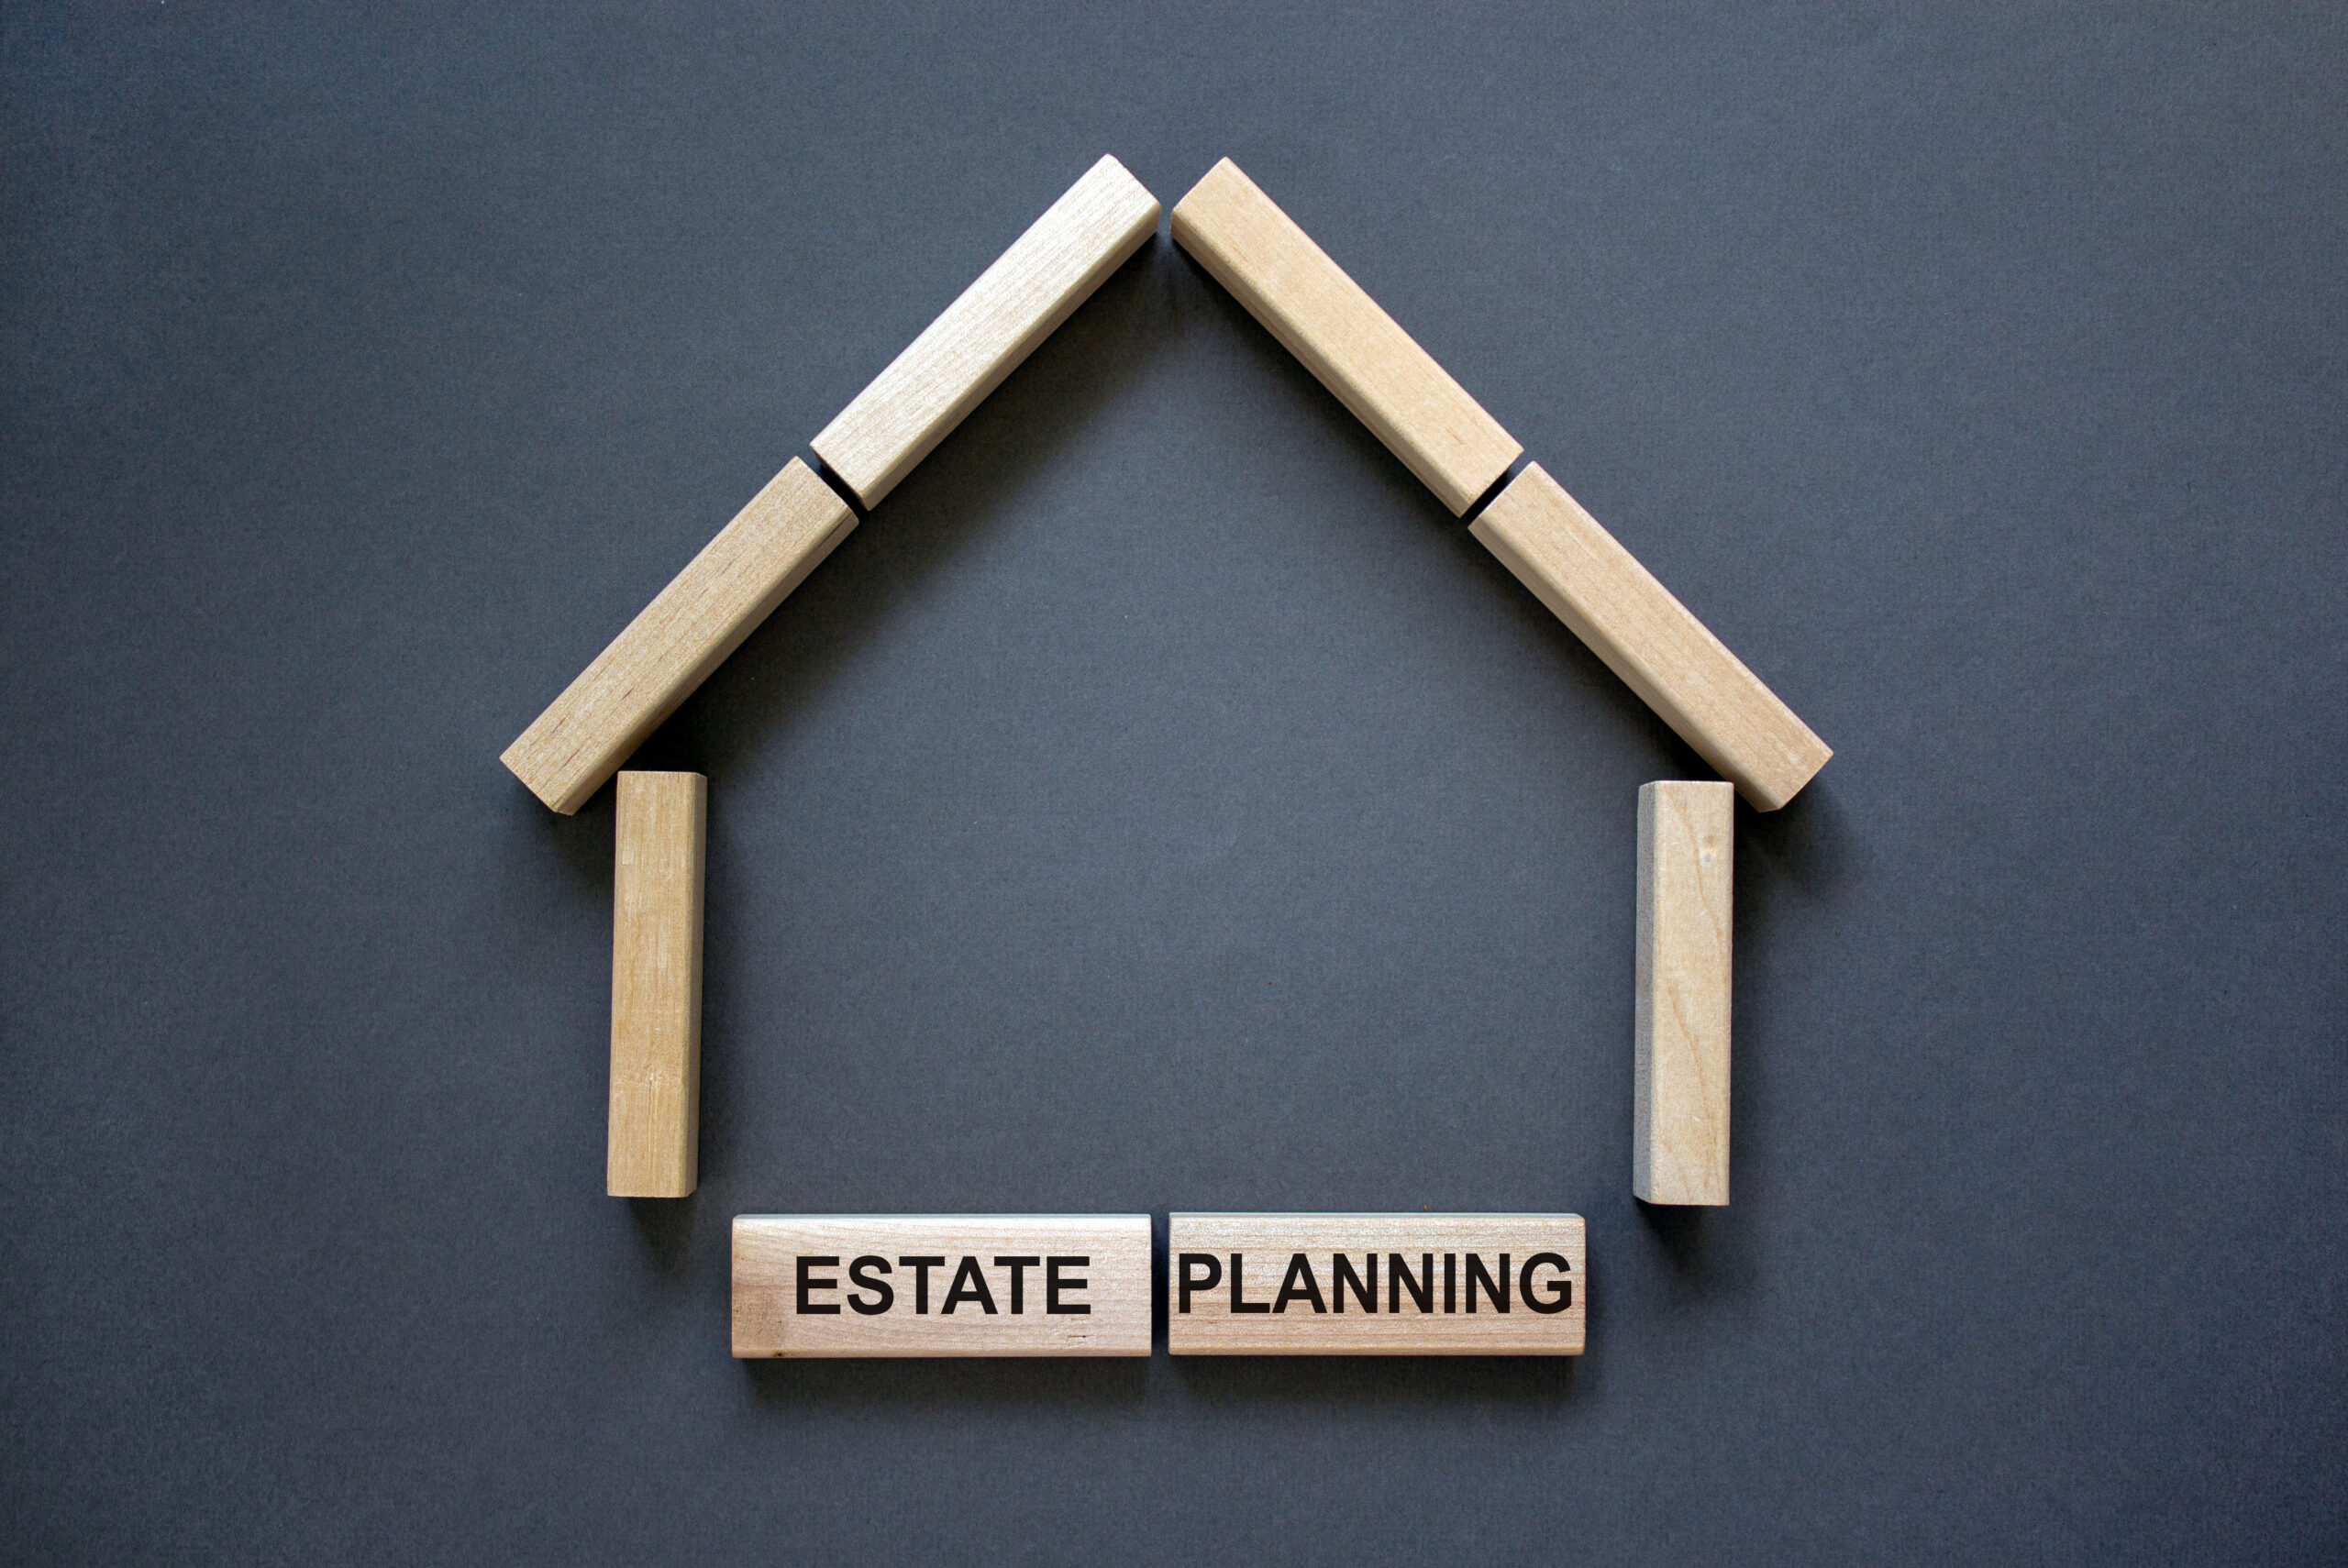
[609,771,706,1198]
[1634,780,1733,1206]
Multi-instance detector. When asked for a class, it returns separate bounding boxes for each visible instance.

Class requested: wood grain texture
[501,458,855,814]
[1169,158,1521,515]
[732,1216,1152,1358]
[811,155,1161,508]
[607,772,706,1198]
[1167,1214,1584,1355]
[1634,781,1733,1206]
[1471,463,1831,811]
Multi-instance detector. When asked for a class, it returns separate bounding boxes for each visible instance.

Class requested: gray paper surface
[3,5,2342,1562]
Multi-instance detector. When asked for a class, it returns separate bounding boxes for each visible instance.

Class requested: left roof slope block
[1472,465,1830,812]
[812,155,1162,510]
[1170,158,1522,516]
[610,771,705,1199]
[502,458,855,814]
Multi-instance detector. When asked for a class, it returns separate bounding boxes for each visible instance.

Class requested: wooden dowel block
[1167,1214,1585,1355]
[732,1216,1153,1357]
[502,458,855,814]
[608,771,706,1198]
[1472,463,1831,811]
[811,155,1161,509]
[1634,781,1733,1206]
[1169,158,1522,515]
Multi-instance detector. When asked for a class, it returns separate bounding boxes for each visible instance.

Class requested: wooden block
[1635,781,1733,1206]
[1169,158,1522,515]
[1472,464,1831,811]
[811,155,1161,508]
[1167,1214,1584,1355]
[502,458,855,814]
[607,772,706,1198]
[733,1216,1152,1357]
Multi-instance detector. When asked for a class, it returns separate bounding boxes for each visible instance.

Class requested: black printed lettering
[1521,1253,1574,1314]
[940,1255,998,1315]
[1272,1253,1326,1313]
[1465,1253,1510,1313]
[900,1255,947,1315]
[796,1255,841,1314]
[847,1254,893,1315]
[1229,1253,1271,1313]
[1390,1253,1434,1314]
[1178,1253,1222,1314]
[1332,1253,1377,1313]
[1046,1255,1091,1315]
[993,1255,1039,1315]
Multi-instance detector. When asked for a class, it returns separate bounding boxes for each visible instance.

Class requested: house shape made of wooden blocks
[500,154,1832,1212]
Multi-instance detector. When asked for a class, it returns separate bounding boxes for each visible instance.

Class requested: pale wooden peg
[812,155,1162,509]
[1169,158,1522,515]
[1472,463,1831,811]
[1167,1213,1584,1355]
[608,771,706,1198]
[1634,781,1733,1206]
[502,458,855,814]
[732,1216,1153,1357]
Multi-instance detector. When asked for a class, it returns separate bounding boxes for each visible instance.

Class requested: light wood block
[732,1216,1152,1358]
[607,772,706,1198]
[811,155,1161,508]
[502,458,855,814]
[1472,463,1831,811]
[1169,158,1522,515]
[1635,781,1733,1206]
[1168,1214,1583,1355]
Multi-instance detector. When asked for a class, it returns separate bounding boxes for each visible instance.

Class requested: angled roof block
[1474,465,1830,811]
[503,458,854,814]
[504,155,1829,821]
[1171,158,1522,515]
[814,155,1162,508]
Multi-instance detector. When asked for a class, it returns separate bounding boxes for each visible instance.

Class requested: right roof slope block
[1171,158,1522,516]
[1472,464,1831,812]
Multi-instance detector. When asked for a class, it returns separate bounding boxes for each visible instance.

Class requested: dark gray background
[4,4,2342,1562]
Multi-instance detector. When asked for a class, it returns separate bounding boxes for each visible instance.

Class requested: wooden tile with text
[1168,1213,1584,1355]
[732,1216,1152,1358]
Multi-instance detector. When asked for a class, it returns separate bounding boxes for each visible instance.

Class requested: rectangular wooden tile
[607,772,705,1198]
[1169,158,1522,515]
[812,155,1161,509]
[1168,1214,1583,1355]
[1471,463,1831,811]
[502,458,855,814]
[732,1216,1152,1358]
[1635,781,1733,1206]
